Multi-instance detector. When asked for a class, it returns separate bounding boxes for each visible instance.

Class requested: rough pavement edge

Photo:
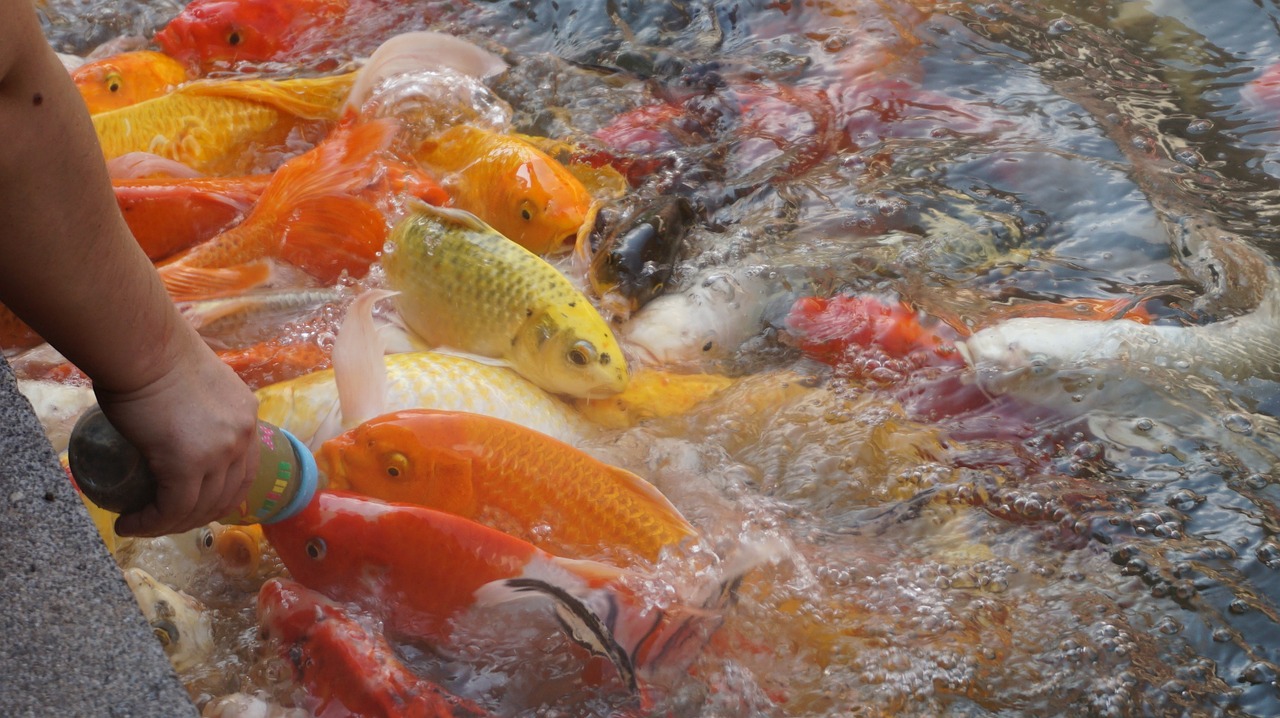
[0,358,197,717]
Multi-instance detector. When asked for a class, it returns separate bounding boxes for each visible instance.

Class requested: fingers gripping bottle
[67,406,319,525]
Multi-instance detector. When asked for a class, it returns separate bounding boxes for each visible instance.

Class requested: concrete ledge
[0,359,197,717]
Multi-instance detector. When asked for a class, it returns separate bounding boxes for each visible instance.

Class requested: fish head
[123,567,214,673]
[514,310,630,398]
[315,410,478,514]
[154,0,296,72]
[262,491,394,602]
[958,317,1127,401]
[499,156,591,254]
[71,51,187,114]
[257,577,336,644]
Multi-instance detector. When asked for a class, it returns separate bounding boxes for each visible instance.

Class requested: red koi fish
[114,174,270,261]
[784,294,966,369]
[262,491,741,697]
[785,293,1154,372]
[154,0,350,74]
[157,116,448,300]
[258,578,495,718]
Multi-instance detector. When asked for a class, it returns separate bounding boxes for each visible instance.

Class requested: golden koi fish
[383,203,629,399]
[317,409,698,562]
[92,72,355,175]
[414,124,592,254]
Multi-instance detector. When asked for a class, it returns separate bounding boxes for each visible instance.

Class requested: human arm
[0,0,260,537]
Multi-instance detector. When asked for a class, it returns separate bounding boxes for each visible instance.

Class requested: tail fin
[255,117,398,282]
[161,262,273,302]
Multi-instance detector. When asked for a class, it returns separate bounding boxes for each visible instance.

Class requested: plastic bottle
[67,406,319,525]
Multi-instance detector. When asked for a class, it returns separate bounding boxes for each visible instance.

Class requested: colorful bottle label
[218,422,302,525]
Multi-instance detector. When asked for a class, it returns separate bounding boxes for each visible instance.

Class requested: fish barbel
[383,202,629,399]
[316,409,697,562]
[254,351,597,448]
[92,72,355,175]
[71,51,189,114]
[414,124,592,255]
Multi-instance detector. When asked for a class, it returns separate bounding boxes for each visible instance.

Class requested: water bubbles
[1186,118,1215,135]
[1173,148,1203,167]
[1047,18,1075,36]
[1239,660,1278,685]
[1166,489,1203,512]
[1257,537,1280,569]
[1222,413,1254,435]
[1133,418,1155,433]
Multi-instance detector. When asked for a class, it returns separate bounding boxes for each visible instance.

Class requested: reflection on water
[41,0,1280,715]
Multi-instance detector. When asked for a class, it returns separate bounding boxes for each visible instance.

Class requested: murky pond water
[34,0,1280,716]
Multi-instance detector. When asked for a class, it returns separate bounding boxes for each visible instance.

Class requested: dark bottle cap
[67,406,156,515]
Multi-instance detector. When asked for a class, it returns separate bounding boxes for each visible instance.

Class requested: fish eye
[567,340,597,366]
[305,538,327,560]
[151,619,179,647]
[198,527,215,551]
[105,72,122,93]
[520,200,534,222]
[227,29,242,46]
[384,452,409,479]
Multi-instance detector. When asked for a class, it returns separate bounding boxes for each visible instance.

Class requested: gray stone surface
[0,359,197,717]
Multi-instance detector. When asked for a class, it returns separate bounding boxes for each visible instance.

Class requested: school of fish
[29,0,1280,716]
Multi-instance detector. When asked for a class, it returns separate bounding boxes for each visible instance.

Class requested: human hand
[96,333,260,537]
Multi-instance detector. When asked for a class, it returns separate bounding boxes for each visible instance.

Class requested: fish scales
[319,410,696,561]
[384,204,628,398]
[255,351,596,448]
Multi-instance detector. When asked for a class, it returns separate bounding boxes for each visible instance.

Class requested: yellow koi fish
[72,51,190,114]
[92,72,356,175]
[414,124,592,254]
[383,203,629,399]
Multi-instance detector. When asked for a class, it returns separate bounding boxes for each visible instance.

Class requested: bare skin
[0,0,260,537]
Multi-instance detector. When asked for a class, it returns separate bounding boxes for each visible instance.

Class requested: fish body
[158,117,445,297]
[154,0,350,74]
[570,368,734,429]
[317,409,697,561]
[258,578,494,718]
[122,567,214,673]
[383,203,628,399]
[622,264,813,369]
[415,125,591,254]
[784,294,965,369]
[959,222,1280,398]
[72,51,189,114]
[254,351,597,448]
[263,491,725,693]
[92,72,355,175]
[114,174,269,261]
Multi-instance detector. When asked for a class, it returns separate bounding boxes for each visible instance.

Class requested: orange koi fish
[415,125,592,255]
[72,51,189,114]
[153,0,350,74]
[258,578,495,718]
[263,491,737,695]
[316,409,697,562]
[114,174,270,261]
[92,72,355,176]
[157,117,447,299]
[784,294,965,369]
